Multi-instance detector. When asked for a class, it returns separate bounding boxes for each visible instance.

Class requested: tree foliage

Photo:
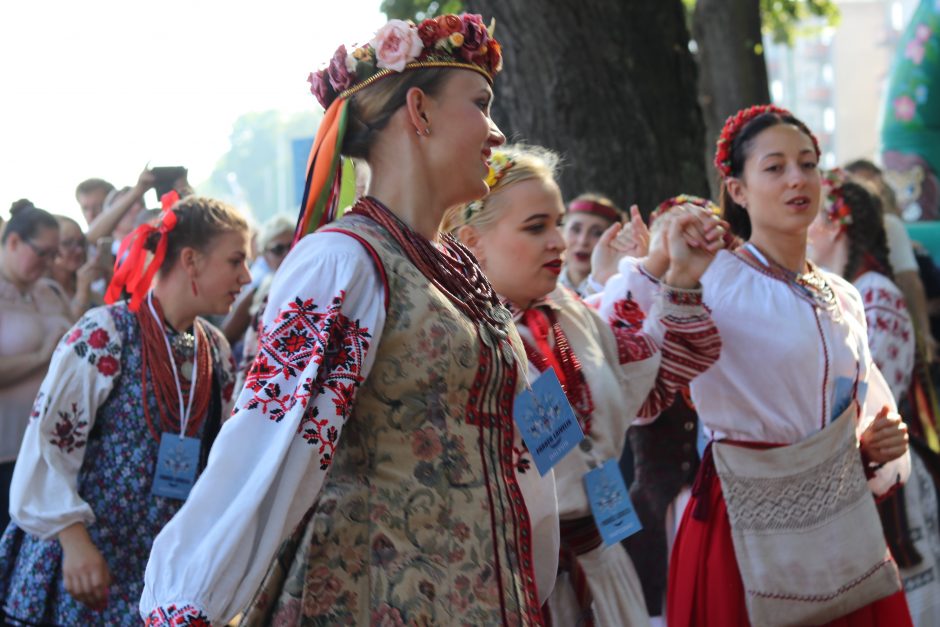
[384,0,840,46]
[200,110,320,224]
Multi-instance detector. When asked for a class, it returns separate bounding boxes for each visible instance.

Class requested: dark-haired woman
[0,196,247,626]
[0,201,71,533]
[810,171,940,627]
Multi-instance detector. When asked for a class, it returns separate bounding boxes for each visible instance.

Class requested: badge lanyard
[147,291,199,438]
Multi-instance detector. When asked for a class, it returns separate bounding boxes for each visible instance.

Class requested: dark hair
[844,159,881,178]
[144,196,248,274]
[343,68,452,161]
[2,199,59,244]
[719,111,818,240]
[839,181,894,281]
[74,178,115,199]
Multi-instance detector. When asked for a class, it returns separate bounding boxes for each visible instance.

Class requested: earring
[191,279,199,296]
[424,127,431,136]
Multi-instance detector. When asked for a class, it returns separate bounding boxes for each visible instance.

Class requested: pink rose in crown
[307,69,333,109]
[327,45,354,92]
[894,95,917,122]
[417,18,441,47]
[370,20,423,72]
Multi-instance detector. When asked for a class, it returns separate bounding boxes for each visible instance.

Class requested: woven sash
[713,407,901,626]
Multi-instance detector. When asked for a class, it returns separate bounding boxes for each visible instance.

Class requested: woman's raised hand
[590,205,648,287]
[860,406,909,465]
[662,206,726,288]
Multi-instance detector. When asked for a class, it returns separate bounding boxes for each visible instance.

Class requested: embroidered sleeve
[140,231,386,626]
[635,285,722,420]
[8,306,122,540]
[859,283,915,401]
[597,256,662,326]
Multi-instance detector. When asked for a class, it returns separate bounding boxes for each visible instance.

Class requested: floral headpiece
[821,168,853,231]
[714,104,822,179]
[294,15,503,247]
[649,194,720,224]
[463,151,515,222]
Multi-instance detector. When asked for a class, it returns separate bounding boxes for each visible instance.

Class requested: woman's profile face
[423,70,505,209]
[470,177,567,308]
[190,229,252,317]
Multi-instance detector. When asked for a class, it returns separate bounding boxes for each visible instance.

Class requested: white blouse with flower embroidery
[599,250,910,496]
[854,271,915,401]
[140,231,562,625]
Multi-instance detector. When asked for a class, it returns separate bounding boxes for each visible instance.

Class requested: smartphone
[151,166,188,199]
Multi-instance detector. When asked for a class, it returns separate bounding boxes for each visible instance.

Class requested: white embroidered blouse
[599,250,911,497]
[140,231,562,625]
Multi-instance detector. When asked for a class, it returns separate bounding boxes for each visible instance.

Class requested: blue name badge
[514,369,585,476]
[584,459,643,545]
[832,376,869,422]
[152,434,201,501]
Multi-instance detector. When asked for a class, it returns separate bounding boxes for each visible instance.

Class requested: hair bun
[9,199,35,216]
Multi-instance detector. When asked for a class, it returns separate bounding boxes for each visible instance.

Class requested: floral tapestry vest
[242,215,542,627]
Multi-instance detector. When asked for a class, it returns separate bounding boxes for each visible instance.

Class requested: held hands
[860,407,909,465]
[590,205,648,287]
[661,205,726,289]
[59,523,112,611]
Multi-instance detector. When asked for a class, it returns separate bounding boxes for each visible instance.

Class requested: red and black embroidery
[49,402,89,454]
[66,315,122,378]
[243,293,371,462]
[146,604,211,627]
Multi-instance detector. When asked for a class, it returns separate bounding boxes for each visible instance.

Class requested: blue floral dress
[0,301,234,627]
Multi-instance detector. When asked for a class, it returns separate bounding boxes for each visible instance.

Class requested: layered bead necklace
[350,196,518,365]
[738,243,839,316]
[137,292,212,441]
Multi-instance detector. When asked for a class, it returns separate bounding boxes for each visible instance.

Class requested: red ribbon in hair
[567,199,621,223]
[105,208,178,312]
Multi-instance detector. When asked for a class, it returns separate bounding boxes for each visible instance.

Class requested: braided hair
[840,180,895,282]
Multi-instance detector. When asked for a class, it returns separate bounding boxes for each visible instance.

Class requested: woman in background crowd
[0,201,71,532]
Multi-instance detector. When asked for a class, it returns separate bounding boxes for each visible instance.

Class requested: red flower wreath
[713,104,821,178]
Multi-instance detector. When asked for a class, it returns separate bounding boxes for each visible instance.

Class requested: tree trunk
[464,0,709,213]
[693,0,770,195]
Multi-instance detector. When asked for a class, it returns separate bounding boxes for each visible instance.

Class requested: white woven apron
[712,407,901,626]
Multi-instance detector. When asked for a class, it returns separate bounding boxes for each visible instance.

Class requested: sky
[0,0,386,225]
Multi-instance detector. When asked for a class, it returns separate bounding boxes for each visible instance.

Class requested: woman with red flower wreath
[0,195,247,626]
[141,14,558,627]
[598,106,914,626]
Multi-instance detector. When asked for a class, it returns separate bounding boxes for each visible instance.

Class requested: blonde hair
[442,143,561,235]
[256,213,295,252]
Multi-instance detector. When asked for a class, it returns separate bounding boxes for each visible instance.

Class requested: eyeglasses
[265,243,290,257]
[60,237,87,251]
[25,240,60,260]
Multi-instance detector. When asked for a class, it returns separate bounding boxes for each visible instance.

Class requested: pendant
[180,360,194,380]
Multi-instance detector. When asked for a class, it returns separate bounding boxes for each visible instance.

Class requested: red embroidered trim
[145,604,211,626]
[746,558,895,602]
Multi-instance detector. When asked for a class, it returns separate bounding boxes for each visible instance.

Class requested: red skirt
[666,448,913,627]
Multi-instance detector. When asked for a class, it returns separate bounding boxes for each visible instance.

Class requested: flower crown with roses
[714,104,822,179]
[649,194,720,224]
[821,168,853,231]
[293,15,504,247]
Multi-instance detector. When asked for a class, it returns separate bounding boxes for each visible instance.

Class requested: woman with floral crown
[0,194,246,626]
[446,144,723,626]
[601,105,913,626]
[141,15,558,627]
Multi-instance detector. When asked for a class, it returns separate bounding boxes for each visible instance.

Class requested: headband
[714,104,822,179]
[567,199,621,223]
[294,15,503,246]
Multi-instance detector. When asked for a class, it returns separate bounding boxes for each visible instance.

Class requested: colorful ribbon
[105,208,178,311]
[293,97,350,246]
